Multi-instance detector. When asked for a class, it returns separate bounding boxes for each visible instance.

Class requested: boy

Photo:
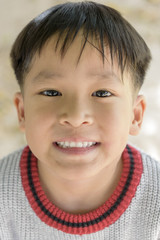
[0,1,159,239]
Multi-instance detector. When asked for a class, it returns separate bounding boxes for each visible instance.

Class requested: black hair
[10,1,151,89]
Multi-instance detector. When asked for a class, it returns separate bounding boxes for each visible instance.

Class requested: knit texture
[0,144,160,240]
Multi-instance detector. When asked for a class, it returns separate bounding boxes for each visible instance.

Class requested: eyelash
[39,90,112,98]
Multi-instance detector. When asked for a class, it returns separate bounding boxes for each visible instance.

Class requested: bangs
[34,2,129,71]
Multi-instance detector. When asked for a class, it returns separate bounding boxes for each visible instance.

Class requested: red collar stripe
[20,144,143,235]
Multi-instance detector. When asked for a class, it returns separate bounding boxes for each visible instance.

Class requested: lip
[53,142,100,155]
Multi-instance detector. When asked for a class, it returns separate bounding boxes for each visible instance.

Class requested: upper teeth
[56,142,97,148]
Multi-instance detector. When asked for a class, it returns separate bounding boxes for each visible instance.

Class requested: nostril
[60,118,93,128]
[83,121,89,124]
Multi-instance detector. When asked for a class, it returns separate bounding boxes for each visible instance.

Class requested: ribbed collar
[20,144,143,235]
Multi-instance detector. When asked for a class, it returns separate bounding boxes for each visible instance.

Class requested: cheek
[96,101,132,140]
[24,102,57,141]
[26,99,58,122]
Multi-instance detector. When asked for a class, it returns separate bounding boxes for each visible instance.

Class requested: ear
[14,92,25,132]
[129,95,146,136]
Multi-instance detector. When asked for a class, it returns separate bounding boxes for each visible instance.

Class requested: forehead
[32,33,120,75]
[26,33,134,94]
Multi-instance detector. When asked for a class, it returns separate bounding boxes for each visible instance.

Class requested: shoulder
[0,147,29,236]
[0,147,25,191]
[128,144,160,207]
[126,145,160,240]
[0,147,25,207]
[0,147,24,173]
[132,145,160,190]
[137,148,160,214]
[130,144,160,177]
[140,149,160,179]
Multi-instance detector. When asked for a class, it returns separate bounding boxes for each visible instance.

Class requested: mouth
[53,141,100,155]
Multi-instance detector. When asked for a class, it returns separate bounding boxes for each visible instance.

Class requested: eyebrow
[87,71,122,83]
[32,71,64,82]
[32,70,122,83]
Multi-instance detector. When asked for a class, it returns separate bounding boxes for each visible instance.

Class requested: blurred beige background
[0,0,160,160]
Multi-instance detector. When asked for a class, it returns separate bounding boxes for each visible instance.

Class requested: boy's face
[14,34,145,180]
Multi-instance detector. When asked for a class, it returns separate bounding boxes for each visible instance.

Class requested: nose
[59,97,94,128]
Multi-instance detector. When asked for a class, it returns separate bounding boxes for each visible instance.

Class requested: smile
[53,142,100,155]
[56,141,97,148]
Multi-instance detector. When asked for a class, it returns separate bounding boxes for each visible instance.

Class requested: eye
[40,90,62,97]
[92,90,112,98]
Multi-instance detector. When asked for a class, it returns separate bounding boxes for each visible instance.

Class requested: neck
[38,158,123,214]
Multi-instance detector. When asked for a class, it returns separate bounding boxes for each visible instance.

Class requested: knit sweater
[0,144,160,240]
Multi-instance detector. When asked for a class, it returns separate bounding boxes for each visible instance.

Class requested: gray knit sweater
[0,144,160,240]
